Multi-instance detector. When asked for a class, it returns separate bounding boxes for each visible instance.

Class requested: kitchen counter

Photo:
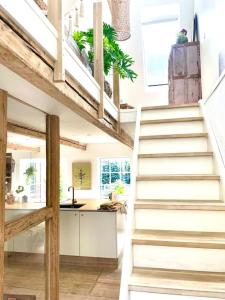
[5,199,126,261]
[5,199,124,212]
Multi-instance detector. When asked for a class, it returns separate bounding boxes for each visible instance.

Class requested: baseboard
[4,251,119,269]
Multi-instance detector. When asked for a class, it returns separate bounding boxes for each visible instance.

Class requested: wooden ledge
[134,201,225,211]
[132,230,225,249]
[136,175,220,181]
[136,199,222,203]
[141,117,203,125]
[138,152,213,158]
[129,267,225,298]
[139,133,208,140]
[141,103,199,111]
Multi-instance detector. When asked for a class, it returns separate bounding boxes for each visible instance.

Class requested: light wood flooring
[4,258,121,300]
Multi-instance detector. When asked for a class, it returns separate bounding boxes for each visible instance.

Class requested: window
[141,3,180,86]
[20,159,46,202]
[99,158,131,199]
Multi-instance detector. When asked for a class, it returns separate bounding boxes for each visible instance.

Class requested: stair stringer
[119,106,141,300]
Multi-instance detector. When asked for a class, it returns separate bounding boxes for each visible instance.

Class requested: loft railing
[46,0,120,124]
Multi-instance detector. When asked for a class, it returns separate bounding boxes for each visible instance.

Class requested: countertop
[5,199,122,212]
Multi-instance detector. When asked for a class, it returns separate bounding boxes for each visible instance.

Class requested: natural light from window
[99,158,131,200]
[141,3,180,86]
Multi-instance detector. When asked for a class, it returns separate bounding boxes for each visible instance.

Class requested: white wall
[8,141,131,202]
[196,1,225,201]
[61,143,132,201]
[195,0,225,98]
[119,0,194,108]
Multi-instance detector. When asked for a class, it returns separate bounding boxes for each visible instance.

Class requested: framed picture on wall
[72,162,92,190]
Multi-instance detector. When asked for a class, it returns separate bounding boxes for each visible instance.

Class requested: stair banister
[48,0,65,82]
[119,106,142,300]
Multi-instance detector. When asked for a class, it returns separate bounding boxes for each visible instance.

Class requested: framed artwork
[72,162,92,190]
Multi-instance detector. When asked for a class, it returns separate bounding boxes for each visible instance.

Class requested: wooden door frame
[0,90,60,300]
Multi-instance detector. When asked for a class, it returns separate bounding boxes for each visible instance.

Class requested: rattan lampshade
[111,0,131,41]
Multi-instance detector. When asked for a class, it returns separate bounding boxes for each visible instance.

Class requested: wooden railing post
[93,1,104,119]
[48,0,65,82]
[0,90,7,300]
[45,115,60,300]
[113,69,120,131]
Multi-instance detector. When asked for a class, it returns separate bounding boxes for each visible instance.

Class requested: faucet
[68,186,77,205]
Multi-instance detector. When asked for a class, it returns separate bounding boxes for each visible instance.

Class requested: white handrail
[119,106,141,300]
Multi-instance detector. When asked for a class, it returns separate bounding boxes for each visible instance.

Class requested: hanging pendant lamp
[111,0,131,41]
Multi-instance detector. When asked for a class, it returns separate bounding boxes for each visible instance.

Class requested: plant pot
[104,80,112,98]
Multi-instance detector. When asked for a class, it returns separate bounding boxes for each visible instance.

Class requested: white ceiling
[0,64,117,144]
[7,132,45,147]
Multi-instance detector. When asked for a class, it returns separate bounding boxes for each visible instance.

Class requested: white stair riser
[136,180,220,200]
[138,157,214,175]
[141,107,201,121]
[133,245,225,272]
[139,138,208,154]
[135,209,225,232]
[140,121,204,136]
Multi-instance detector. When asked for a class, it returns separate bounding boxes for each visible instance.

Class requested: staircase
[127,103,225,299]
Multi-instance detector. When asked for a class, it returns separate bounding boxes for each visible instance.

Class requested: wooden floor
[4,259,121,300]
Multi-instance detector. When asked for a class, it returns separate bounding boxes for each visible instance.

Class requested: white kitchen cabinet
[13,224,45,253]
[79,212,117,258]
[5,208,125,259]
[60,211,79,256]
[5,210,45,254]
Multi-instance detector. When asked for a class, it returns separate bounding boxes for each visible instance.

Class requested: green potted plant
[109,179,125,201]
[24,165,37,185]
[73,23,137,98]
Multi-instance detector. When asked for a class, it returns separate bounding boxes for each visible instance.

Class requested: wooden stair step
[132,229,225,249]
[138,152,213,158]
[134,201,225,210]
[141,117,203,125]
[141,103,199,111]
[129,267,225,298]
[136,175,220,181]
[136,199,222,203]
[139,133,208,140]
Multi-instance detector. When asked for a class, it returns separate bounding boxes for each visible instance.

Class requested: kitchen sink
[60,203,86,209]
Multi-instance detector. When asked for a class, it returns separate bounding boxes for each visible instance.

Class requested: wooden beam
[107,0,112,13]
[7,143,40,152]
[0,90,7,300]
[7,122,87,150]
[46,115,60,300]
[4,207,53,241]
[93,2,104,119]
[48,0,65,82]
[0,17,133,148]
[113,69,120,132]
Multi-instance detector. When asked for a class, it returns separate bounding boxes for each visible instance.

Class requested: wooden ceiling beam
[0,17,133,148]
[7,122,87,151]
[7,143,40,152]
